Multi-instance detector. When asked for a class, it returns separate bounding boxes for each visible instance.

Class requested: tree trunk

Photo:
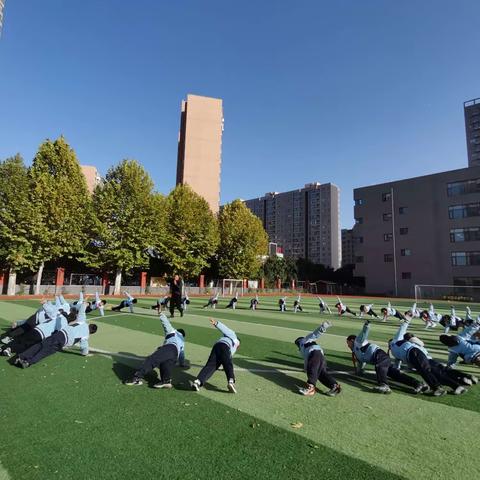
[114,268,122,295]
[35,262,45,295]
[7,268,16,296]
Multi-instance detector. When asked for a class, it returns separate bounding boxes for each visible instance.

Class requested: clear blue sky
[1,0,479,228]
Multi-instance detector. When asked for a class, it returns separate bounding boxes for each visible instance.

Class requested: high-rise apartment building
[176,94,223,213]
[0,1,5,37]
[245,183,341,269]
[353,166,480,297]
[465,98,480,167]
[341,229,355,267]
[80,165,102,194]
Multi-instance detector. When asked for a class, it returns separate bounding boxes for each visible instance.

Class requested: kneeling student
[346,320,427,394]
[192,318,240,393]
[336,297,356,317]
[359,304,379,319]
[294,322,341,396]
[317,297,332,314]
[125,314,185,388]
[279,296,287,312]
[381,302,406,322]
[203,293,219,309]
[225,294,238,310]
[249,295,259,310]
[293,295,303,313]
[111,291,137,313]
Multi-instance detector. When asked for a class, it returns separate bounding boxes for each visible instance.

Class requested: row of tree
[0,137,269,295]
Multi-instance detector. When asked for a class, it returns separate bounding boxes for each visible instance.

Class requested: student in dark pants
[169,274,184,318]
[192,318,240,393]
[125,314,185,388]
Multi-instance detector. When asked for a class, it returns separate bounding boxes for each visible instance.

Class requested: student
[88,291,107,317]
[335,297,357,317]
[278,296,287,312]
[151,296,169,314]
[124,314,185,388]
[405,302,421,319]
[225,293,238,310]
[294,321,341,397]
[421,304,441,329]
[2,310,70,357]
[181,294,190,312]
[249,295,259,310]
[111,291,137,312]
[381,302,406,323]
[169,274,184,318]
[346,320,427,394]
[192,318,240,393]
[293,295,303,313]
[203,292,219,309]
[15,303,97,368]
[439,308,464,334]
[359,304,379,319]
[440,323,480,367]
[317,297,332,314]
[389,321,465,396]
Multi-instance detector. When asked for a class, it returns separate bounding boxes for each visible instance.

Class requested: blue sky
[0,0,479,228]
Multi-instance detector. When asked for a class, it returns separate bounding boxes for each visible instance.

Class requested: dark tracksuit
[197,321,238,385]
[169,279,184,317]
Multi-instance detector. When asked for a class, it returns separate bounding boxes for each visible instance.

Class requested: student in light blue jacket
[440,322,480,367]
[192,318,240,393]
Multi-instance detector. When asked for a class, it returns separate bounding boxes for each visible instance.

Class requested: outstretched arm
[159,313,175,336]
[356,321,371,345]
[304,321,332,343]
[210,318,238,342]
[393,321,409,342]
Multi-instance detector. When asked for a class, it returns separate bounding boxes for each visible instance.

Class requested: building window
[382,192,391,202]
[450,227,480,242]
[355,217,363,224]
[401,272,412,280]
[448,203,480,219]
[451,251,480,266]
[447,178,480,196]
[400,227,408,235]
[383,233,393,241]
[384,254,393,262]
[355,256,364,263]
[383,213,392,221]
[355,199,364,206]
[355,236,364,244]
[454,276,480,287]
[401,248,412,256]
[399,207,408,214]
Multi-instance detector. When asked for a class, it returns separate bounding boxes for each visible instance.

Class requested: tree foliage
[217,199,268,278]
[0,155,43,272]
[84,159,160,275]
[156,184,219,278]
[261,256,298,287]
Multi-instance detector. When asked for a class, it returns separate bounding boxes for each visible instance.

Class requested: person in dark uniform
[169,274,184,318]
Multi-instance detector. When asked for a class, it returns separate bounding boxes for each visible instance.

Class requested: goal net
[415,284,480,304]
[222,279,244,297]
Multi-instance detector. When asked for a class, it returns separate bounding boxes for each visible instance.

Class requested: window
[384,254,393,262]
[383,233,393,241]
[451,251,480,266]
[383,213,392,221]
[449,227,480,242]
[401,249,412,256]
[454,277,480,287]
[355,199,364,206]
[400,227,408,235]
[401,272,412,280]
[399,207,408,214]
[448,203,480,219]
[355,236,364,244]
[355,217,363,225]
[382,192,391,202]
[355,256,364,263]
[447,178,480,196]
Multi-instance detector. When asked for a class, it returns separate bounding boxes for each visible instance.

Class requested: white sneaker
[2,347,12,357]
[153,382,172,389]
[462,377,473,386]
[227,380,237,394]
[192,380,201,391]
[373,384,392,394]
[470,375,478,385]
[453,386,467,395]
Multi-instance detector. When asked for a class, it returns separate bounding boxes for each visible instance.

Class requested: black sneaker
[325,384,341,397]
[17,358,30,369]
[124,377,143,386]
[413,384,430,394]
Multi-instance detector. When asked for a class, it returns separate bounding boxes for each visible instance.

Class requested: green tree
[156,184,219,278]
[262,256,298,288]
[84,159,161,294]
[0,155,43,295]
[217,199,268,279]
[30,136,92,293]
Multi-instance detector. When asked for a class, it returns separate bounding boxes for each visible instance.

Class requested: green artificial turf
[1,295,480,479]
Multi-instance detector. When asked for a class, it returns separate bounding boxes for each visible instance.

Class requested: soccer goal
[415,284,480,304]
[222,279,244,297]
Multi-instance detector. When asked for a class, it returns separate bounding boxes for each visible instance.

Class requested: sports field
[2,295,479,480]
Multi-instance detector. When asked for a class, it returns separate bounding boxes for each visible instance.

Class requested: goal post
[415,284,480,304]
[222,279,244,297]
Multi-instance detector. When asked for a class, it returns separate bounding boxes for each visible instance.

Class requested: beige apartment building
[80,165,101,194]
[353,166,480,297]
[176,94,223,213]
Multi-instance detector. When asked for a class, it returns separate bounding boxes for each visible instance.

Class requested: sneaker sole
[227,383,237,394]
[153,384,172,389]
[124,381,143,386]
